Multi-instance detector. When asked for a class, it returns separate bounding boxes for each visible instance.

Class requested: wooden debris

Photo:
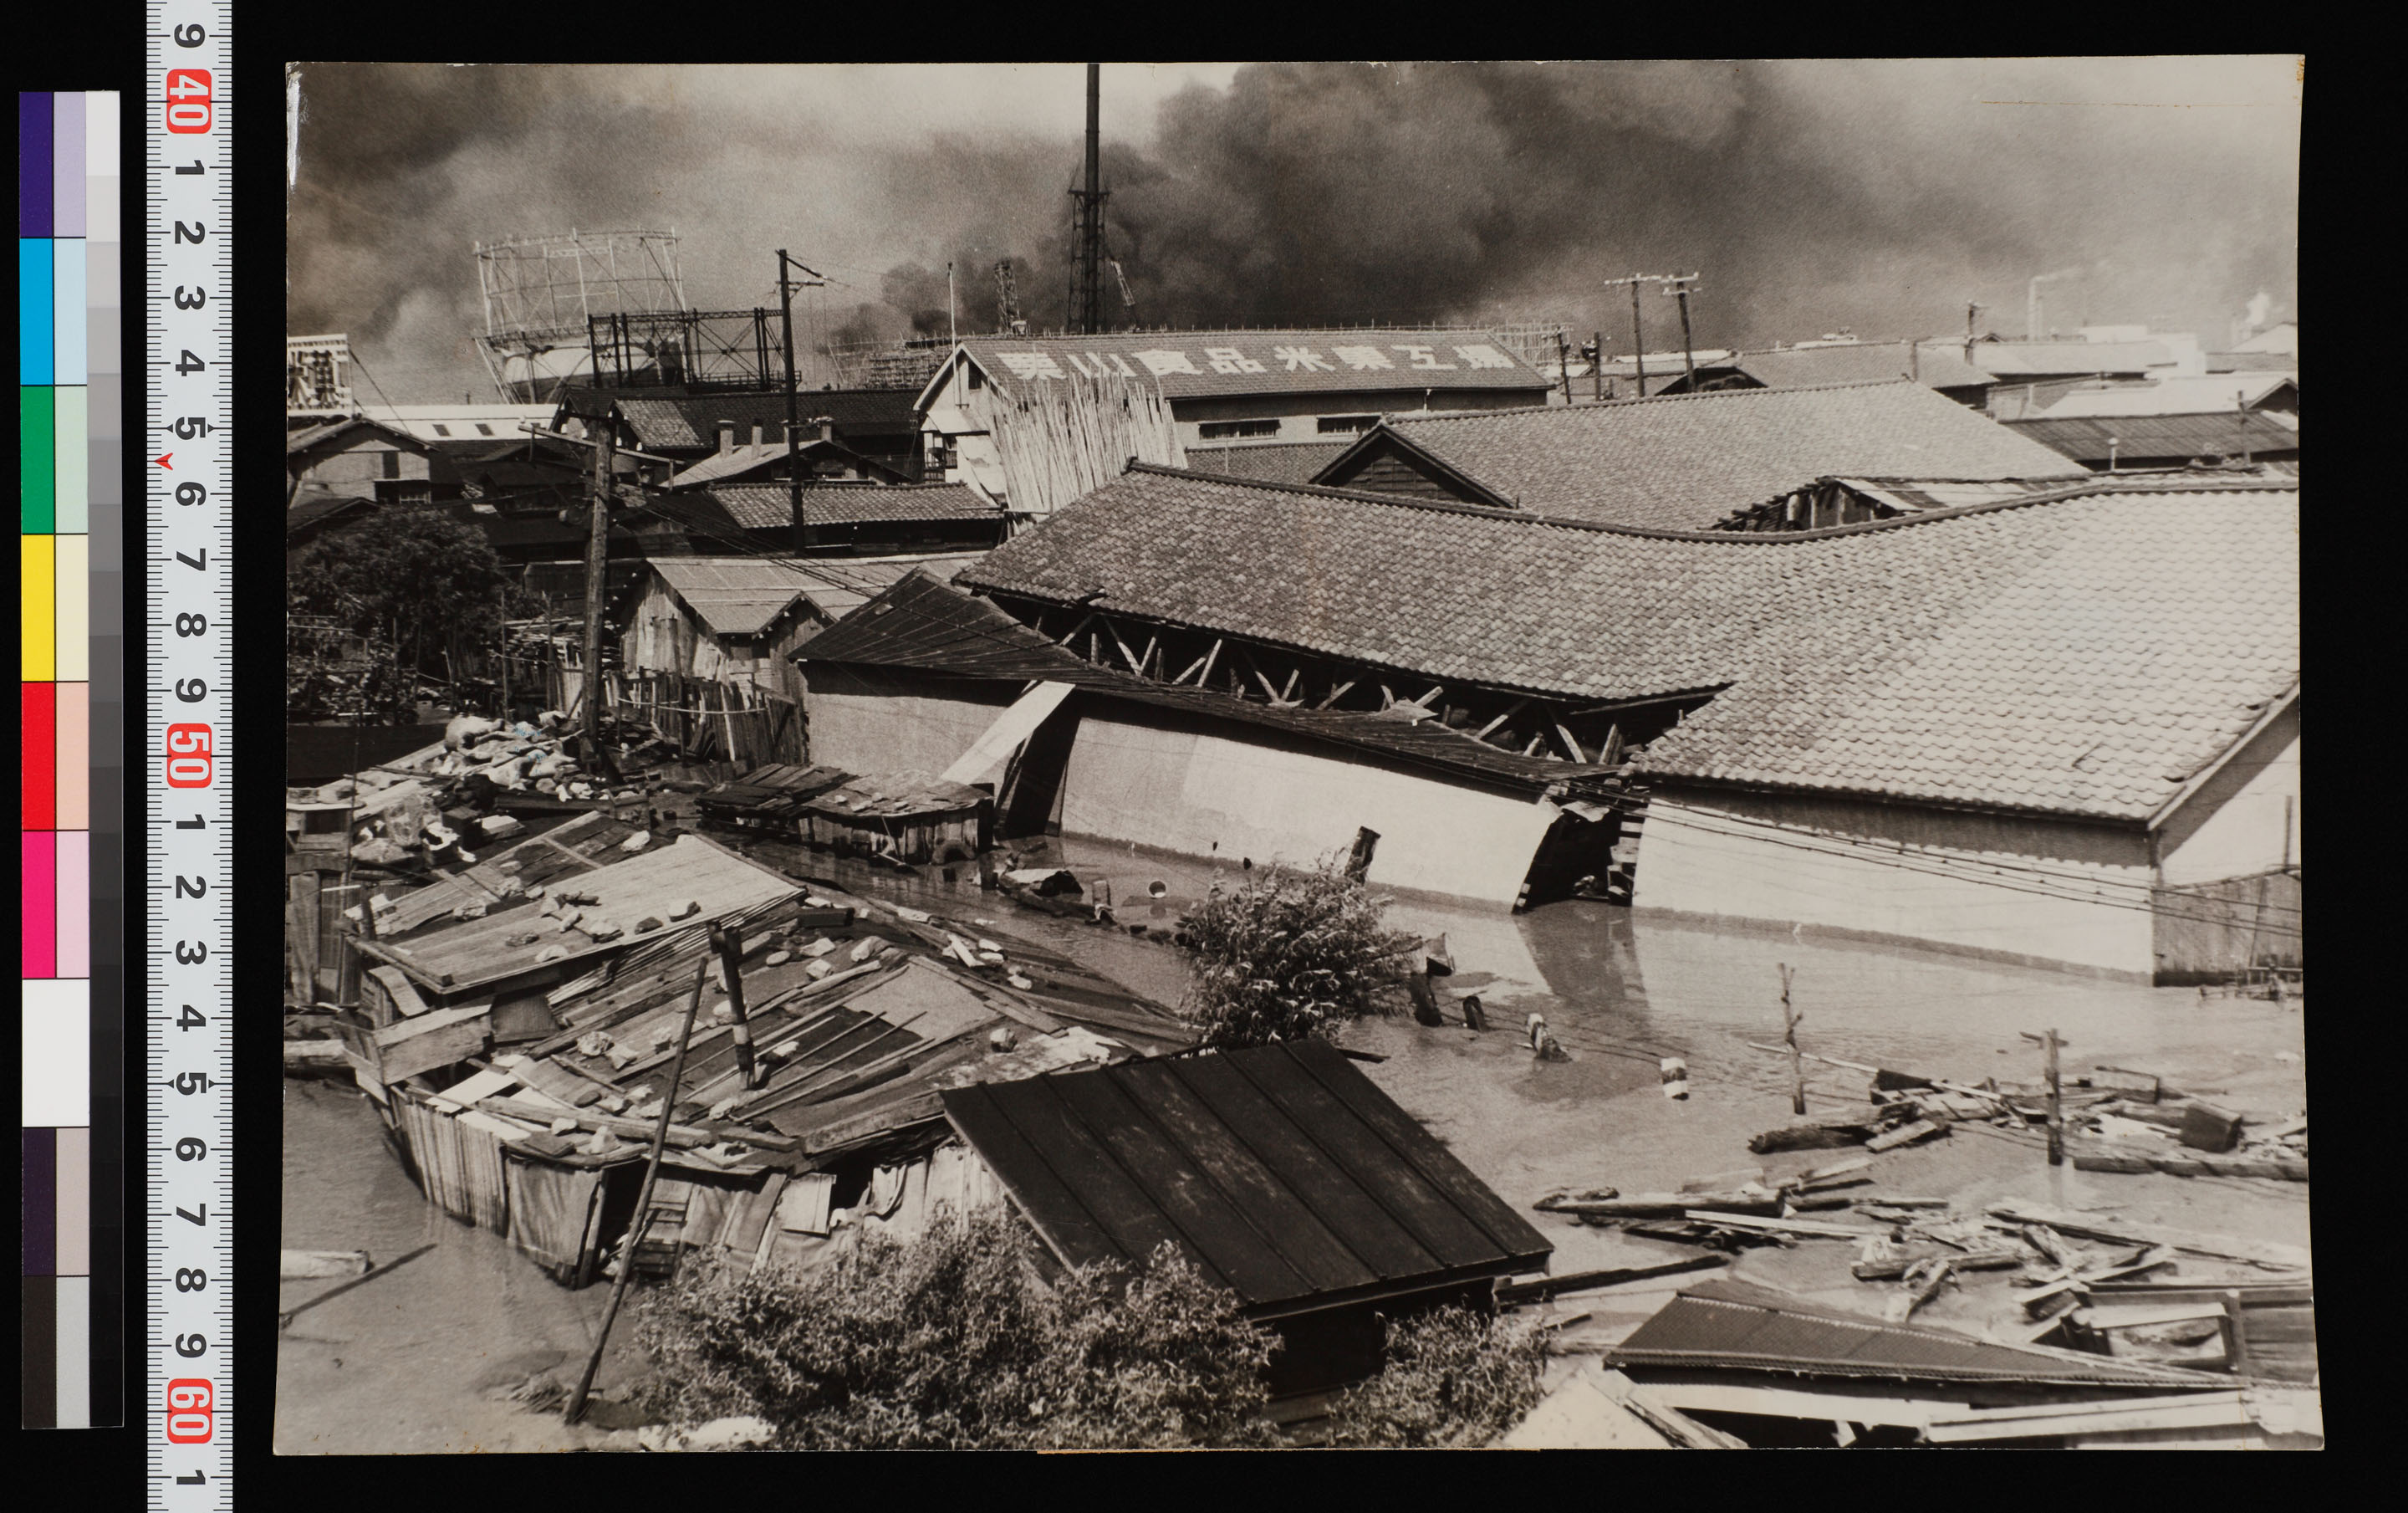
[1684,1209,1883,1239]
[2071,1142,2308,1182]
[1538,1190,1778,1219]
[1495,1254,1727,1305]
[1864,1118,1944,1153]
[1986,1203,2310,1270]
[1748,1113,1886,1154]
[280,1250,372,1280]
[2179,1101,2245,1153]
[1885,1258,1953,1323]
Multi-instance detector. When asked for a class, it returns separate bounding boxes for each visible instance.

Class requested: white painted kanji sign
[1203,346,1268,375]
[1135,349,1202,376]
[998,352,1067,381]
[1273,345,1334,371]
[1332,345,1394,370]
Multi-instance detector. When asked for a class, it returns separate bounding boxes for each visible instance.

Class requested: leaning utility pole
[776,249,825,558]
[1668,278,1701,386]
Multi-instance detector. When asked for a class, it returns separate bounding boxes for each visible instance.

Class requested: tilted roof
[1611,1277,2230,1390]
[791,570,1624,795]
[614,390,923,452]
[938,330,1554,406]
[705,482,1002,531]
[667,437,910,490]
[957,466,2299,820]
[941,1039,1553,1316]
[1319,381,2086,529]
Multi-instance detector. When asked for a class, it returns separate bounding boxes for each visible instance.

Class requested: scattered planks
[1986,1202,2309,1270]
[1495,1253,1727,1306]
[2070,1140,2308,1183]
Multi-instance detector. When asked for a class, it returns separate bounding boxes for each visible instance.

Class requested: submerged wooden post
[564,956,711,1426]
[2045,1029,2064,1167]
[713,924,756,1090]
[1779,963,1806,1116]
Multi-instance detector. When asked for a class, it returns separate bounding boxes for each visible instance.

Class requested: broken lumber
[1885,1259,1953,1323]
[1495,1254,1727,1305]
[280,1250,371,1280]
[1749,1115,1885,1154]
[2179,1102,2245,1153]
[474,1096,798,1153]
[1538,1191,1778,1219]
[2072,1145,2309,1182]
[1986,1203,2309,1270]
[1684,1209,1884,1239]
[1864,1118,1945,1153]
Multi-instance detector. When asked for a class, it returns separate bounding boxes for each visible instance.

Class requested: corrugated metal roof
[792,570,1625,795]
[1720,342,1993,392]
[645,554,993,636]
[614,391,922,452]
[955,466,2298,820]
[2005,411,2299,464]
[1611,1277,2230,1389]
[947,330,1554,406]
[706,482,1002,530]
[940,1039,1553,1314]
[1319,381,2087,529]
[2010,375,2298,421]
[1960,341,2173,377]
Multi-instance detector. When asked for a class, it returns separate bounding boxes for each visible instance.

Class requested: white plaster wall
[805,677,1015,780]
[1631,787,2156,977]
[1057,714,1557,905]
[2160,734,2299,887]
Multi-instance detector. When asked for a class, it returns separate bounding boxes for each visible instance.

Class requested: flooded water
[287,822,2313,1448]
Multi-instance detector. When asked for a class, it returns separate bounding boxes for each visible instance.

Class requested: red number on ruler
[165,1378,215,1442]
[166,724,215,788]
[165,70,212,134]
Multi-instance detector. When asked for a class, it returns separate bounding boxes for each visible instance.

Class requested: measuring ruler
[145,3,231,1502]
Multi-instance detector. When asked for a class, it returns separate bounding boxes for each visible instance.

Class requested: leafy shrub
[1323,1306,1549,1448]
[1180,855,1423,1049]
[633,1204,1284,1449]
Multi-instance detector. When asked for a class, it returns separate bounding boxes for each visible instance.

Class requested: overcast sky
[288,58,2300,401]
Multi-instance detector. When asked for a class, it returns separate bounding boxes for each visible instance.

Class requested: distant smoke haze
[288,58,2300,401]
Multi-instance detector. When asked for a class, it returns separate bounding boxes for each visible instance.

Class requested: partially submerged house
[1306,381,2088,529]
[800,463,2297,976]
[939,1038,1554,1398]
[791,562,1630,909]
[1654,341,1997,406]
[915,330,1554,498]
[1603,1277,2319,1448]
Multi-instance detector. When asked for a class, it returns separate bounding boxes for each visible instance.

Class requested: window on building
[1197,418,1282,440]
[431,424,452,437]
[1318,415,1378,434]
[967,364,985,391]
[380,451,401,480]
[475,423,495,436]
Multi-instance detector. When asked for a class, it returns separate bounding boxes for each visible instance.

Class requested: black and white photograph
[277,57,2306,1451]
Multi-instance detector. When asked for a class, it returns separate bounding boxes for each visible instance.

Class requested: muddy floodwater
[280,829,2311,1449]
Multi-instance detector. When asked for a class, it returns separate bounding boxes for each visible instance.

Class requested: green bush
[1180,855,1423,1049]
[633,1204,1284,1449]
[1324,1306,1549,1448]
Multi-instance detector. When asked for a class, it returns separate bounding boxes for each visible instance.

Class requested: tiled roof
[940,1039,1552,1315]
[614,390,922,452]
[946,330,1554,406]
[644,557,823,637]
[285,416,421,457]
[2005,412,2298,464]
[1324,381,2087,529]
[1610,1277,2229,1389]
[793,570,1622,794]
[957,466,2299,820]
[705,482,1001,531]
[1960,341,2173,377]
[1183,440,1359,487]
[287,493,375,535]
[1720,342,1993,392]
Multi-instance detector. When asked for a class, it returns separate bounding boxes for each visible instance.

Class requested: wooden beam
[1314,679,1356,710]
[1380,684,1396,709]
[1555,723,1588,763]
[1420,685,1444,707]
[1281,667,1301,703]
[1255,668,1283,702]
[1175,639,1219,686]
[1196,638,1222,688]
[1140,636,1158,679]
[1521,733,1545,757]
[1476,698,1530,741]
[1106,621,1145,676]
[1054,611,1099,647]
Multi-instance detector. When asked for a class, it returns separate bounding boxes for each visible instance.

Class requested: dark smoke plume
[288,60,2298,398]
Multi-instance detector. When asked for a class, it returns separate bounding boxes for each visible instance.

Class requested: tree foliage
[1323,1305,1549,1448]
[633,1204,1285,1449]
[1179,854,1423,1049]
[287,505,519,718]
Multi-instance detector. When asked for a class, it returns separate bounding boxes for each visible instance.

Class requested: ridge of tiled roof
[1322,381,2090,530]
[958,467,2298,820]
[705,480,1002,530]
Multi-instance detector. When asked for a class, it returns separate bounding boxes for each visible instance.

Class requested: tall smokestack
[1069,63,1108,337]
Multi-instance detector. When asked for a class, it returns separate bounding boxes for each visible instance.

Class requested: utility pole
[1669,278,1701,386]
[2022,1029,2066,1167]
[1964,301,1984,364]
[581,418,613,772]
[1602,273,1698,396]
[776,249,825,558]
[1556,330,1573,404]
[947,262,957,345]
[1592,332,1604,401]
[1778,963,1806,1116]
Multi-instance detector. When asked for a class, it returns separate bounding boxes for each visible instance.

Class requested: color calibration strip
[23,89,123,1431]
